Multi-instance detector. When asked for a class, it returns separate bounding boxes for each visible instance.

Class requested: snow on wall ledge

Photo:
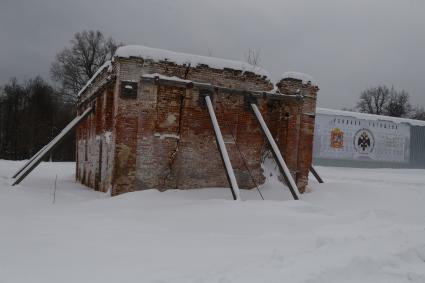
[114,45,271,79]
[77,61,112,97]
[280,71,317,86]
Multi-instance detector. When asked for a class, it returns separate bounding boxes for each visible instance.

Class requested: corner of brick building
[276,78,319,192]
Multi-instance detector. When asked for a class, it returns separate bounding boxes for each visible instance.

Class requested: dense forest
[0,77,75,160]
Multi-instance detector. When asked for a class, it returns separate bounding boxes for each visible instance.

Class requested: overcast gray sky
[1,0,424,109]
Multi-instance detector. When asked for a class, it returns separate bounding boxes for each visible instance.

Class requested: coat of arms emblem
[354,129,375,154]
[330,128,344,149]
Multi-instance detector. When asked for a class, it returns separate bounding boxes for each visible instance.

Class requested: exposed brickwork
[77,85,115,193]
[276,78,320,192]
[76,56,319,196]
[117,58,273,92]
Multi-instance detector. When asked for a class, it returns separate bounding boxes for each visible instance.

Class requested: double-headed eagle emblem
[357,131,371,151]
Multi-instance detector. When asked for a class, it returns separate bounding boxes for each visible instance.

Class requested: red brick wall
[77,59,318,196]
[76,85,116,193]
[276,78,319,191]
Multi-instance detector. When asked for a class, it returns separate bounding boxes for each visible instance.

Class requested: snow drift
[1,160,425,282]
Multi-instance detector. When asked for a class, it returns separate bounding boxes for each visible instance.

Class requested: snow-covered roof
[79,46,323,99]
[317,108,425,126]
[280,71,317,86]
[115,45,271,79]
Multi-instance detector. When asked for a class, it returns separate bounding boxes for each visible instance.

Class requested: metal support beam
[310,166,324,183]
[250,103,300,200]
[205,95,241,201]
[12,144,49,178]
[12,107,94,186]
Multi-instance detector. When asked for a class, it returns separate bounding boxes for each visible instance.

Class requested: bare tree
[50,30,119,102]
[244,48,262,68]
[357,85,390,115]
[384,88,411,117]
[410,106,425,121]
[355,85,414,118]
[206,48,214,57]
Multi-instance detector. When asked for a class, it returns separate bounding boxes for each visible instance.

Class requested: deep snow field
[1,160,425,283]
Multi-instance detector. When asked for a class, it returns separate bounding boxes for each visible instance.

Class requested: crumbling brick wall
[132,83,266,195]
[76,85,115,193]
[273,78,319,191]
[76,57,318,196]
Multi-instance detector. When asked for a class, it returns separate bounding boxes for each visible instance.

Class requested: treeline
[0,30,118,161]
[0,77,75,160]
[348,85,425,120]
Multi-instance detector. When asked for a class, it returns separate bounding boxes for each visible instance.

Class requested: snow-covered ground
[1,160,425,283]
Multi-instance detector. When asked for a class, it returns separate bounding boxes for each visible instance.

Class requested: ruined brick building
[76,45,319,197]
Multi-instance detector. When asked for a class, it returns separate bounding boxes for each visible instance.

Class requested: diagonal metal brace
[205,95,241,201]
[310,166,324,183]
[250,103,300,200]
[12,107,94,186]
